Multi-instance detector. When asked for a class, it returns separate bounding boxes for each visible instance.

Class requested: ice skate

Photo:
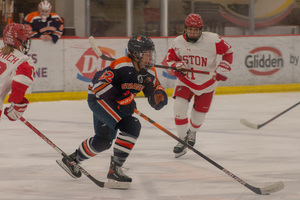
[107,156,132,182]
[56,151,82,178]
[185,129,196,147]
[173,141,187,158]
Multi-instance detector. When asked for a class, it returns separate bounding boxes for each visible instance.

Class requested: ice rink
[0,92,299,200]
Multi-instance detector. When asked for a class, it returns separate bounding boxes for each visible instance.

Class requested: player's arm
[23,13,40,38]
[50,14,64,43]
[144,67,168,110]
[88,69,115,100]
[4,62,34,121]
[166,41,187,76]
[215,38,233,81]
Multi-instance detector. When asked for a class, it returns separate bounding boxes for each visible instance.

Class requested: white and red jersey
[166,32,233,95]
[0,49,34,115]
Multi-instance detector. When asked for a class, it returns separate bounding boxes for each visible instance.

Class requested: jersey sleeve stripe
[13,75,33,87]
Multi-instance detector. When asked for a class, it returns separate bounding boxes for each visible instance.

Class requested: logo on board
[76,47,115,82]
[245,47,283,76]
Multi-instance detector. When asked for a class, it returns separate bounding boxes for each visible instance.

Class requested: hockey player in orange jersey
[57,35,168,188]
[23,0,63,44]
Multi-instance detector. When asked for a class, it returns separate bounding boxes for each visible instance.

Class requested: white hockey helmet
[39,0,52,11]
[38,0,52,22]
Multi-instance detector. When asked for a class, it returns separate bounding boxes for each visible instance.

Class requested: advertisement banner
[28,39,64,92]
[2,35,299,93]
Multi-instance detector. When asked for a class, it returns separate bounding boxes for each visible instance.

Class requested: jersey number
[99,70,114,83]
[0,61,7,75]
[185,67,195,80]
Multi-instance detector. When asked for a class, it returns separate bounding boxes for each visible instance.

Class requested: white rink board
[1,35,299,93]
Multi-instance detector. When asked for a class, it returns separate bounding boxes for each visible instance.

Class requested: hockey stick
[134,109,284,195]
[240,101,300,129]
[88,36,213,75]
[19,117,128,189]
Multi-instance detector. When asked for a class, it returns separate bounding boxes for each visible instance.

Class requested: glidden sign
[245,46,283,76]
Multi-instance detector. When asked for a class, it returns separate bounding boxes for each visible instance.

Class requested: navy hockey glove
[116,91,136,115]
[148,87,168,110]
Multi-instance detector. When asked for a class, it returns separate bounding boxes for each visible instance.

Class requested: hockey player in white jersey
[0,23,34,121]
[166,13,233,158]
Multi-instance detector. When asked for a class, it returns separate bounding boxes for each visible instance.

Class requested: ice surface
[0,92,299,200]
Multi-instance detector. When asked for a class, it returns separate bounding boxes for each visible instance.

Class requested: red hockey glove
[171,61,187,77]
[116,91,136,114]
[4,98,29,121]
[215,62,231,81]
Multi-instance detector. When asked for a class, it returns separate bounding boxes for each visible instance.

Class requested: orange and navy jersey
[88,56,163,102]
[23,11,64,43]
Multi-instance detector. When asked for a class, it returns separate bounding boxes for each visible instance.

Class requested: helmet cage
[134,50,156,70]
[18,38,31,55]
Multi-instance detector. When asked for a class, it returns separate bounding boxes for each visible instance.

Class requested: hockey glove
[171,61,187,78]
[116,91,136,115]
[215,62,231,81]
[148,88,168,110]
[4,98,29,121]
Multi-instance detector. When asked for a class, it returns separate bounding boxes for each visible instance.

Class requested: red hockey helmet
[3,23,31,54]
[185,13,203,28]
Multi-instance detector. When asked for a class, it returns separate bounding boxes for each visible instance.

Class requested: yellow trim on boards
[3,83,300,103]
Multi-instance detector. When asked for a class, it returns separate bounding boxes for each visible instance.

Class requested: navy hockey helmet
[128,35,156,70]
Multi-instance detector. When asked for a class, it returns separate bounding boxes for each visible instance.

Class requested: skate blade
[104,179,131,189]
[56,159,79,179]
[174,149,187,158]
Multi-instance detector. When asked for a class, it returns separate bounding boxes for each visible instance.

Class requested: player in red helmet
[166,13,233,158]
[0,23,35,122]
[184,13,203,42]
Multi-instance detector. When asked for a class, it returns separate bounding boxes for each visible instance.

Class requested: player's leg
[189,91,214,146]
[173,86,193,158]
[107,116,141,182]
[58,99,120,178]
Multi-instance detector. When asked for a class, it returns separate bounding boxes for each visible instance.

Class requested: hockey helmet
[39,0,52,11]
[184,13,203,43]
[3,23,31,54]
[185,13,203,28]
[128,35,156,70]
[38,0,52,22]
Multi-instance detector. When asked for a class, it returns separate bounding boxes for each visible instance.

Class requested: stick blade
[260,181,284,195]
[240,119,259,129]
[88,36,102,57]
[104,180,131,189]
